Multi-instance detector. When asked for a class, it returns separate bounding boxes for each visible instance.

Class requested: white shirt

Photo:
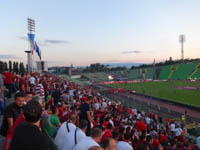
[61,128,86,150]
[73,137,100,150]
[145,117,151,125]
[137,113,141,120]
[170,123,175,132]
[117,141,133,150]
[29,76,35,85]
[55,122,76,150]
[174,128,182,136]
[94,103,100,110]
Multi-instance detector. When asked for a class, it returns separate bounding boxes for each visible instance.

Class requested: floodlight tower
[179,34,185,62]
[25,18,35,72]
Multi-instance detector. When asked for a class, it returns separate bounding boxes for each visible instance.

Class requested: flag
[153,59,155,67]
[27,33,35,54]
[33,41,42,60]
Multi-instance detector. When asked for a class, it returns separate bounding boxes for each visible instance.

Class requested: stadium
[1,1,200,150]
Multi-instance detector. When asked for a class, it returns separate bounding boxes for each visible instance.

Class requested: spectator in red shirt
[136,119,147,132]
[101,123,113,143]
[2,70,13,98]
[19,74,26,93]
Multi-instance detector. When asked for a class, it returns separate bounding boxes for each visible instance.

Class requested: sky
[0,0,200,67]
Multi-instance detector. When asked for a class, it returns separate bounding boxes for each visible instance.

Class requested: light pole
[179,34,185,62]
[25,18,35,72]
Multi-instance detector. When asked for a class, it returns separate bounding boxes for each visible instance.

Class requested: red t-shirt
[3,71,13,84]
[19,78,26,92]
[136,121,146,131]
[101,129,112,143]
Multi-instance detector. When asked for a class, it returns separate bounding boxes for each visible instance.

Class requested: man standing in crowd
[117,133,133,150]
[0,92,25,137]
[61,119,88,150]
[79,96,93,136]
[73,128,102,150]
[43,106,61,138]
[2,69,13,98]
[52,84,62,105]
[19,74,27,93]
[10,100,49,150]
[55,114,77,150]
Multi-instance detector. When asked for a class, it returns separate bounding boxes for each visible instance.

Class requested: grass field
[109,81,200,107]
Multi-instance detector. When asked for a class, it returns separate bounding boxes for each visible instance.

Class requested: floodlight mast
[179,34,185,62]
[26,18,35,72]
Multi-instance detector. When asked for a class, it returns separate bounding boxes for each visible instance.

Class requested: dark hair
[146,135,153,143]
[107,123,113,130]
[124,133,131,140]
[79,120,88,129]
[91,128,102,138]
[25,92,33,95]
[45,103,50,110]
[24,100,42,123]
[15,92,25,99]
[51,106,57,114]
[102,138,112,149]
[112,131,120,140]
[138,143,149,150]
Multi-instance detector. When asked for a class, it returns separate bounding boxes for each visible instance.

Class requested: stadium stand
[158,65,171,80]
[108,70,129,80]
[128,69,143,80]
[170,62,199,80]
[145,67,155,80]
[82,72,108,82]
[191,62,200,79]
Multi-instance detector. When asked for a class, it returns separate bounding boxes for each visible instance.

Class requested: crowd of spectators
[0,69,200,150]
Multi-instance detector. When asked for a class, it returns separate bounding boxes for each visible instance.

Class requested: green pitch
[109,81,200,107]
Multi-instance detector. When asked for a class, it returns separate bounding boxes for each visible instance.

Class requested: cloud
[44,40,69,44]
[18,36,28,41]
[0,54,19,59]
[122,50,142,54]
[103,60,120,63]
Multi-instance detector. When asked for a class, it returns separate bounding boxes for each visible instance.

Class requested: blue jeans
[0,99,4,113]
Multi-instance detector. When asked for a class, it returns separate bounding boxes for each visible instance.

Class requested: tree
[0,61,4,73]
[9,60,12,72]
[4,62,8,71]
[19,62,25,74]
[13,62,16,73]
[15,62,19,74]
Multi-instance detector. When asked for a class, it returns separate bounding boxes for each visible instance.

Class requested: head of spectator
[91,128,102,143]
[112,131,120,142]
[79,119,88,133]
[24,100,42,126]
[107,123,113,131]
[25,92,33,104]
[51,106,59,116]
[71,114,78,125]
[138,143,149,150]
[103,138,117,150]
[124,133,131,143]
[146,135,153,145]
[87,96,93,104]
[32,95,45,110]
[88,146,103,150]
[14,92,25,107]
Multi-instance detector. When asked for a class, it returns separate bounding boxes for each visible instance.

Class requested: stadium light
[25,18,35,72]
[179,34,185,62]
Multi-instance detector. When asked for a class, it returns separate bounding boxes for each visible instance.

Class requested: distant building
[36,61,48,72]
